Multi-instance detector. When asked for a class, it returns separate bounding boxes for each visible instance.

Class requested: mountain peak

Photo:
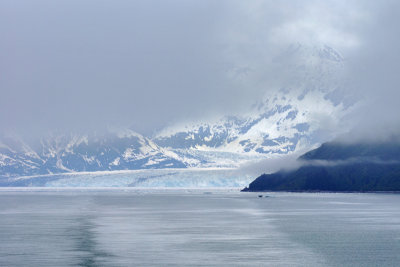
[283,43,344,63]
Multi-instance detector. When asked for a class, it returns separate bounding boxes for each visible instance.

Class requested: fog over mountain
[1,0,398,138]
[1,1,400,180]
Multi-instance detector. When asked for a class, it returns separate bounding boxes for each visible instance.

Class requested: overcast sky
[1,0,399,138]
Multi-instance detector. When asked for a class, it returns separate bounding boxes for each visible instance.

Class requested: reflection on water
[0,190,400,266]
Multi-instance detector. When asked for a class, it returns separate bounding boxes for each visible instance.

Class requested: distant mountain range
[0,44,353,179]
[242,141,400,192]
[0,130,188,178]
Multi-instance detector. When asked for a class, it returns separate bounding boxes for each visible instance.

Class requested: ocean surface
[0,189,400,266]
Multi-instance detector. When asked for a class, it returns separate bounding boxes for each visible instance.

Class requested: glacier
[1,168,253,188]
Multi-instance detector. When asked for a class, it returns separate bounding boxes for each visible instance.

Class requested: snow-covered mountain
[0,130,187,178]
[155,89,345,155]
[0,44,354,180]
[153,44,351,162]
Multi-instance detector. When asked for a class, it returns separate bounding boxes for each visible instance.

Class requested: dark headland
[242,141,400,192]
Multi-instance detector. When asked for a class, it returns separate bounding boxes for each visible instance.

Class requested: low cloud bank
[239,153,400,177]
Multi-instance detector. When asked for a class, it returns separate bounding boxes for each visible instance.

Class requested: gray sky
[1,0,399,138]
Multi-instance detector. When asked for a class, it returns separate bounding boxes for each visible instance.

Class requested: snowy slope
[0,130,187,178]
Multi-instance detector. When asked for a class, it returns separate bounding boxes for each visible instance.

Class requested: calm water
[0,189,400,266]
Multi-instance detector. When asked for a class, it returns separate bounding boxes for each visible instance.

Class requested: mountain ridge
[242,141,400,192]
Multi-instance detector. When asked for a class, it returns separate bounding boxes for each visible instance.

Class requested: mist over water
[1,190,400,266]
